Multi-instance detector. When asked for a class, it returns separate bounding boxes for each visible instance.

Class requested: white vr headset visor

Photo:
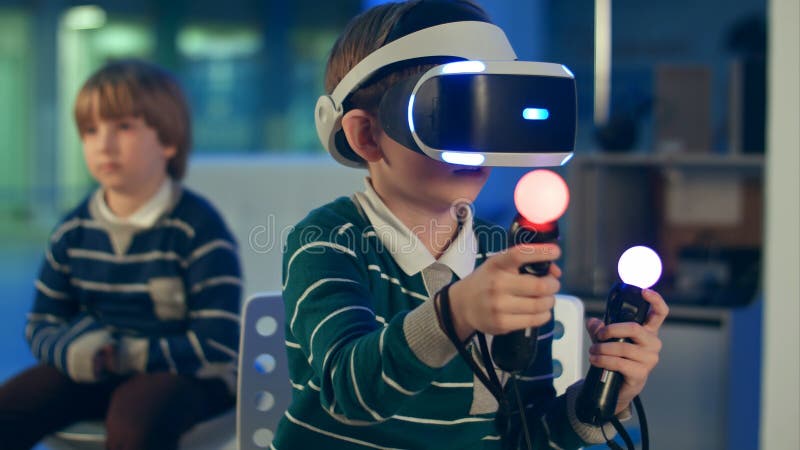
[315,21,576,168]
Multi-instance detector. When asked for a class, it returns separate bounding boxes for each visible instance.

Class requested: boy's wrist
[436,282,475,342]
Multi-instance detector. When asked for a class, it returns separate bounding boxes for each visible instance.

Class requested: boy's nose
[97,127,117,153]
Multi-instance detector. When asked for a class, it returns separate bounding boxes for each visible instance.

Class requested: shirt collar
[353,178,477,279]
[94,178,173,228]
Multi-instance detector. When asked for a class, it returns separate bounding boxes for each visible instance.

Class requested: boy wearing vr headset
[278,1,668,449]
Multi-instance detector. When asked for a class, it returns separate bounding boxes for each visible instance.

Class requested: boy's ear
[163,146,177,159]
[341,109,383,163]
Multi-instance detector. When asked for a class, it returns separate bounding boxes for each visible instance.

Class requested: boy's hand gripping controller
[575,282,650,425]
[491,170,568,373]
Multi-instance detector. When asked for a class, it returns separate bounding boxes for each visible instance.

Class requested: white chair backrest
[237,292,291,450]
[552,294,585,396]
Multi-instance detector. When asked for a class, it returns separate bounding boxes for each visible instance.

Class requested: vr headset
[315,20,576,168]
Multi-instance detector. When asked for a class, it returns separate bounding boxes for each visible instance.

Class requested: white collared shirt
[353,178,478,295]
[95,179,173,228]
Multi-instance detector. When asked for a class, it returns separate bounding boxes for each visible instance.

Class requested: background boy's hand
[93,343,118,379]
[447,243,562,340]
[585,288,669,414]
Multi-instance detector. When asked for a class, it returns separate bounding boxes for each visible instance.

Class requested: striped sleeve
[26,229,112,382]
[282,225,455,424]
[117,213,242,381]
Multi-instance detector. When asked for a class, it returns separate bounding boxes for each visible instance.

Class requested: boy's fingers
[588,354,647,381]
[493,311,552,334]
[589,341,659,366]
[495,244,561,271]
[501,295,556,315]
[597,322,661,351]
[585,317,604,343]
[641,289,669,333]
[506,273,561,297]
[93,349,108,377]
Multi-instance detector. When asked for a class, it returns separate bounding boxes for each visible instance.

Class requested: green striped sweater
[275,196,612,449]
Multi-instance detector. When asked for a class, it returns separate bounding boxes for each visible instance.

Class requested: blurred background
[0,0,796,449]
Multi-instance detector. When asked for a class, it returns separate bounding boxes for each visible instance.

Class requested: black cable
[438,284,537,449]
[439,284,650,450]
[437,284,506,407]
[633,396,648,450]
[605,395,649,450]
[479,334,533,450]
[601,424,625,450]
[611,417,635,450]
[511,376,533,450]
[477,333,504,397]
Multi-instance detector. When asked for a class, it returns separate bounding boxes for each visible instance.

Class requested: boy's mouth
[452,166,485,175]
[98,162,121,173]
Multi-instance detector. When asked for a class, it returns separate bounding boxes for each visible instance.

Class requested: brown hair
[74,59,192,180]
[324,0,489,114]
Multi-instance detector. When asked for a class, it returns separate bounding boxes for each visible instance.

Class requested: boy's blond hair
[74,59,192,180]
[324,0,488,114]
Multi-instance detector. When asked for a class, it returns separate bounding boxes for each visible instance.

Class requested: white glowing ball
[617,246,662,289]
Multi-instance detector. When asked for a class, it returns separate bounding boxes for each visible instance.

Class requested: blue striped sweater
[276,196,612,450]
[26,186,241,389]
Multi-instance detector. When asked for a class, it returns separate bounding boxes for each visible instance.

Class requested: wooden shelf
[563,151,764,309]
[573,152,764,170]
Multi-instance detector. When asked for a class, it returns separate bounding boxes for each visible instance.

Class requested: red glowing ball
[514,169,570,224]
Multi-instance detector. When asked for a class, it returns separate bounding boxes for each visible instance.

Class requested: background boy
[0,59,241,450]
[279,1,668,449]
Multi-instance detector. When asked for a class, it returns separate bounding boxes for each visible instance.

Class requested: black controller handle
[575,282,651,425]
[491,215,559,373]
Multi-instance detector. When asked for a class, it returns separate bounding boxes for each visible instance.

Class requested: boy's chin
[94,177,138,195]
[437,173,489,202]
